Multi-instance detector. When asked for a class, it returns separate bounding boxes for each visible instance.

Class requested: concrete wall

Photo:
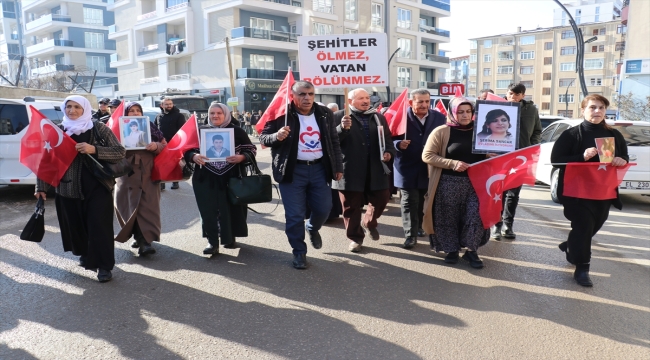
[0,85,97,104]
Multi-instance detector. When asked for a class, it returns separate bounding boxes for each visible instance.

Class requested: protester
[327,103,339,112]
[260,81,343,269]
[422,97,489,268]
[251,110,262,137]
[491,83,541,240]
[92,97,111,123]
[35,95,126,282]
[155,97,186,190]
[478,89,494,101]
[333,88,395,253]
[393,89,446,249]
[184,102,257,255]
[551,94,628,287]
[230,110,242,127]
[108,99,121,114]
[243,111,253,135]
[115,102,166,256]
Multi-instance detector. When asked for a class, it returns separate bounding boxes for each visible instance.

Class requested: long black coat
[332,110,395,192]
[155,106,186,142]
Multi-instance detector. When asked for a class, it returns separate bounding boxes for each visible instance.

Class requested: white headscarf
[208,102,232,128]
[61,95,94,136]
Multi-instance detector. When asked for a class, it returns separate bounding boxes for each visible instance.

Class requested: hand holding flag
[255,69,295,134]
[383,88,409,136]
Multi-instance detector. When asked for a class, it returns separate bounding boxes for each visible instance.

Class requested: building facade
[108,0,451,111]
[446,55,468,91]
[618,0,649,120]
[0,1,21,85]
[553,0,622,26]
[468,20,625,117]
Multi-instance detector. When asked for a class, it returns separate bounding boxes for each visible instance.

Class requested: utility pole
[386,48,400,103]
[225,37,237,113]
[14,0,28,86]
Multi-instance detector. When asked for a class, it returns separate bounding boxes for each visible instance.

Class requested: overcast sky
[439,0,559,58]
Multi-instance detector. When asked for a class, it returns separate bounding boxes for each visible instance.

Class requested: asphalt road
[1,139,649,359]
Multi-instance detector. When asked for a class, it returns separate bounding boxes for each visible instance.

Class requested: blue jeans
[279,162,332,255]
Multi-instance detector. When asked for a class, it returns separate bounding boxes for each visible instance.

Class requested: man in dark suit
[393,89,446,249]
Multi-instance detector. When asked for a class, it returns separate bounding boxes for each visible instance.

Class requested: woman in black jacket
[551,94,629,287]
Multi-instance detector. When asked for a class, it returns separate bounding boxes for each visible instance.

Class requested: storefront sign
[245,80,284,92]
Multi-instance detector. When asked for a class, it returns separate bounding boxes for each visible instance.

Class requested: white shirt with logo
[296,112,323,161]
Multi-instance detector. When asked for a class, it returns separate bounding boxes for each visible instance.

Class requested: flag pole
[343,87,350,129]
[469,145,541,167]
[403,88,408,140]
[285,67,291,128]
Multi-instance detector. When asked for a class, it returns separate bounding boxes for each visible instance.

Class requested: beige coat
[114,146,164,243]
[421,125,457,235]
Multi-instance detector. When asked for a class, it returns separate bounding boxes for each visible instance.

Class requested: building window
[595,6,600,14]
[521,80,533,88]
[84,32,104,49]
[543,73,552,80]
[520,51,535,60]
[544,42,553,50]
[469,68,477,76]
[470,40,477,49]
[543,87,551,95]
[251,17,274,30]
[469,81,477,89]
[498,51,514,60]
[313,23,333,35]
[345,0,357,21]
[589,78,602,86]
[561,46,577,55]
[520,35,535,45]
[313,0,333,13]
[250,54,274,69]
[497,66,513,74]
[542,102,550,110]
[617,25,627,34]
[86,55,106,72]
[397,38,412,58]
[371,3,382,27]
[558,110,573,117]
[559,94,574,103]
[483,39,492,48]
[584,58,604,70]
[483,68,491,76]
[344,28,358,34]
[560,62,575,71]
[496,80,512,89]
[591,45,605,52]
[83,7,103,25]
[483,54,491,62]
[559,78,574,87]
[615,42,625,51]
[397,67,411,87]
[483,82,491,89]
[544,57,553,65]
[561,30,575,39]
[397,8,411,29]
[599,28,606,35]
[520,66,534,74]
[470,54,477,63]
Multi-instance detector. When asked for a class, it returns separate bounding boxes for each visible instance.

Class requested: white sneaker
[348,241,362,253]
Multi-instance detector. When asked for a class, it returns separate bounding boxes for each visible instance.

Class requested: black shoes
[361,222,380,240]
[171,182,179,189]
[292,254,307,269]
[306,225,322,249]
[138,242,156,256]
[417,228,426,237]
[130,240,140,248]
[79,255,87,268]
[97,269,112,283]
[223,240,237,249]
[462,250,484,269]
[160,183,166,190]
[501,224,516,239]
[574,264,593,287]
[558,241,575,264]
[203,244,219,255]
[403,237,417,249]
[490,225,502,240]
[444,251,459,264]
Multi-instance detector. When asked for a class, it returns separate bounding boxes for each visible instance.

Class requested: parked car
[0,97,65,185]
[539,115,570,129]
[536,119,650,203]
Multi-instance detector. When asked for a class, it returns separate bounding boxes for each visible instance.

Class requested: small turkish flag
[376,103,383,112]
[434,99,448,117]
[105,101,124,141]
[255,69,294,133]
[384,88,408,136]
[467,145,541,228]
[563,162,633,200]
[454,87,463,97]
[20,106,78,187]
[486,93,507,102]
[151,114,200,181]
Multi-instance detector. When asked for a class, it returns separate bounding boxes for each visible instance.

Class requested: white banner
[298,33,388,89]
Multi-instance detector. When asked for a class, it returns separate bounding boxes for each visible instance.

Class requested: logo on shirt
[299,126,321,149]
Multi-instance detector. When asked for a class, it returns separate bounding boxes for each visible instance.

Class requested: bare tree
[617,92,650,122]
[2,56,97,93]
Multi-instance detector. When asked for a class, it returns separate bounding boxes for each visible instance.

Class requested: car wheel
[550,169,560,203]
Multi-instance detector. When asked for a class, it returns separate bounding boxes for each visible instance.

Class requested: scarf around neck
[348,105,391,175]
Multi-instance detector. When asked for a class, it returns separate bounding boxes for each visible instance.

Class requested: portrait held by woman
[35,95,126,282]
[123,120,148,148]
[114,102,167,256]
[551,94,629,287]
[422,97,490,268]
[184,102,257,255]
[477,109,513,141]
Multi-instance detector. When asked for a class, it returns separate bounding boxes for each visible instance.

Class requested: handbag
[91,126,133,179]
[228,154,273,205]
[20,198,45,242]
[180,158,194,180]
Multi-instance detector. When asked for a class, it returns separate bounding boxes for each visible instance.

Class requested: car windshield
[172,98,209,111]
[613,125,650,146]
[39,108,64,124]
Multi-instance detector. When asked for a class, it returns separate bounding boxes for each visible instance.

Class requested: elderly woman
[36,95,125,282]
[184,102,257,255]
[477,109,513,140]
[115,102,166,256]
[422,97,489,268]
[551,94,628,287]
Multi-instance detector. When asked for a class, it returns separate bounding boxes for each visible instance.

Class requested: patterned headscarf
[208,102,232,128]
[123,101,165,142]
[447,96,475,128]
[61,95,94,136]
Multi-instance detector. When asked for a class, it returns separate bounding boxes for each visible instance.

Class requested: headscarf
[208,102,232,128]
[123,101,143,117]
[61,95,94,136]
[123,101,165,142]
[447,96,475,129]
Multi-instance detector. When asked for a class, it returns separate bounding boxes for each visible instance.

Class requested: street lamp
[552,0,589,98]
[386,47,400,103]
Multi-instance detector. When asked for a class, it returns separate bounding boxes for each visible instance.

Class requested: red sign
[439,83,465,96]
[210,89,221,94]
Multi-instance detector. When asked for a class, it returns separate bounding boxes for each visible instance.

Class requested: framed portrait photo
[201,128,235,162]
[119,116,151,150]
[473,101,521,154]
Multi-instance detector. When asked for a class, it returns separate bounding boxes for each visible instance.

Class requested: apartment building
[468,20,626,117]
[0,1,20,85]
[108,0,451,111]
[553,0,622,26]
[618,0,649,119]
[446,55,468,89]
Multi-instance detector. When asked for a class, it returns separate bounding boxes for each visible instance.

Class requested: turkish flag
[384,88,408,136]
[151,114,200,181]
[434,99,448,117]
[255,69,294,133]
[376,103,383,112]
[486,93,507,102]
[467,145,541,228]
[105,101,124,141]
[20,106,78,187]
[454,87,463,97]
[563,162,633,200]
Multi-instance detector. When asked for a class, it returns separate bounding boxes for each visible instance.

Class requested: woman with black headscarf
[184,102,257,255]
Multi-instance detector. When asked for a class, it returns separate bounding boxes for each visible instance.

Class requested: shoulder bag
[20,198,45,242]
[91,126,133,179]
[227,153,273,205]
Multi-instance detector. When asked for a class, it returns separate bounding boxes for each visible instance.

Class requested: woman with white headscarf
[35,95,125,283]
[421,97,490,269]
[184,102,257,256]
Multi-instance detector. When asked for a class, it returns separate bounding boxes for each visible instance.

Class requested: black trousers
[400,188,426,237]
[496,185,522,227]
[562,197,611,265]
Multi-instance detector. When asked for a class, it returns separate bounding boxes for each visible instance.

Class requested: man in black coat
[260,81,343,270]
[333,88,395,253]
[92,98,111,123]
[393,89,446,249]
[155,97,186,189]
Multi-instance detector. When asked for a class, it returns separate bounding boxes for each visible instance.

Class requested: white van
[0,97,65,185]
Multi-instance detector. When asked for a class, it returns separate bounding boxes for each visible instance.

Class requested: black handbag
[180,158,194,180]
[228,154,273,205]
[20,198,45,243]
[91,126,133,179]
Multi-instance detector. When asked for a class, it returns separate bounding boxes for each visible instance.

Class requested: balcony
[397,0,450,17]
[2,10,16,19]
[138,44,163,56]
[418,24,450,38]
[25,14,71,33]
[137,11,156,21]
[166,1,189,12]
[236,68,300,80]
[26,39,74,56]
[231,27,299,43]
[31,63,74,77]
[424,53,449,63]
[422,0,450,11]
[11,34,19,40]
[141,77,160,84]
[264,0,300,5]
